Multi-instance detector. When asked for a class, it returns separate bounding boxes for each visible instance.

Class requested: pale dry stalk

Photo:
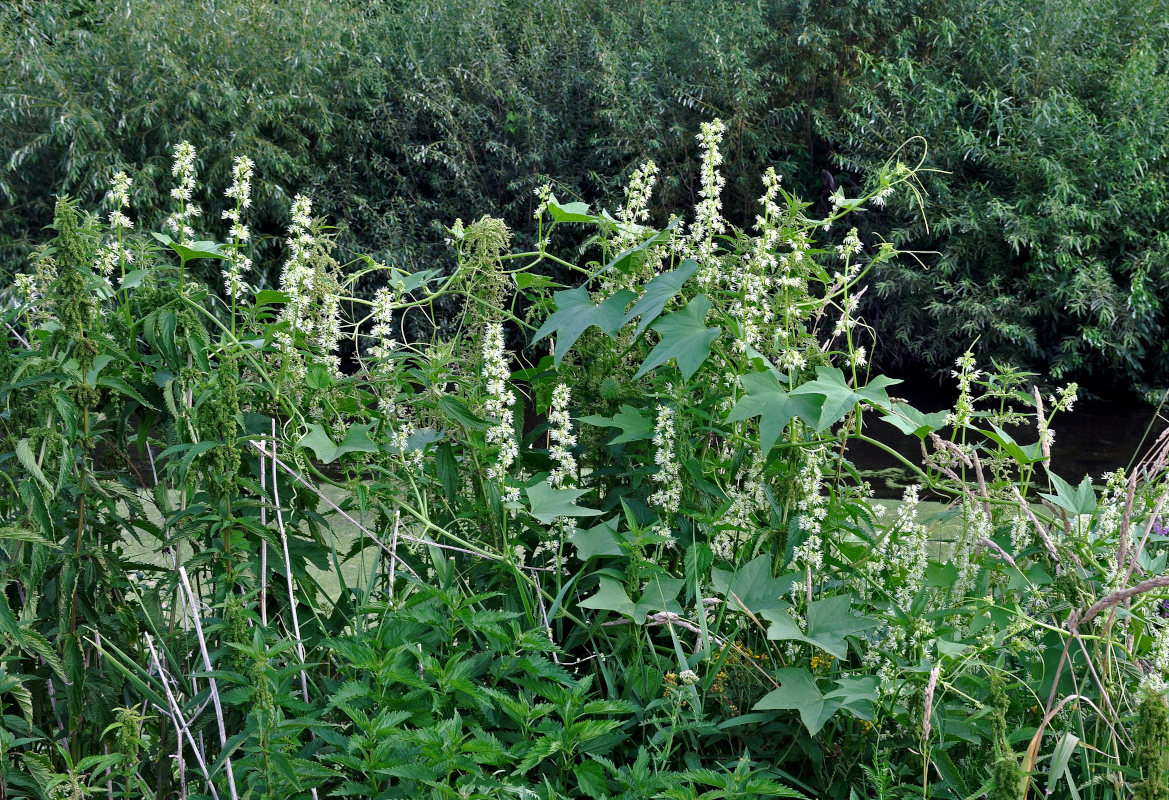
[144,633,220,800]
[176,564,238,800]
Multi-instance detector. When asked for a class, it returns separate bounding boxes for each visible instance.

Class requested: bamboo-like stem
[266,439,321,800]
[267,439,311,705]
[144,634,220,800]
[175,564,238,800]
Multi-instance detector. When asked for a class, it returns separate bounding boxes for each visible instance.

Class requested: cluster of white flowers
[280,194,316,328]
[889,486,930,606]
[712,451,769,562]
[95,172,136,278]
[944,351,981,429]
[1010,511,1032,555]
[951,502,987,600]
[789,449,827,583]
[533,184,552,219]
[221,156,254,300]
[368,288,399,363]
[547,383,577,489]
[14,273,37,302]
[834,227,863,261]
[618,160,658,232]
[1151,627,1169,674]
[107,171,134,230]
[483,322,518,483]
[691,119,727,287]
[649,405,681,514]
[164,141,201,244]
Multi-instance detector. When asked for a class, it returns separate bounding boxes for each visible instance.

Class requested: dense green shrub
[832,0,1169,392]
[3,120,1169,798]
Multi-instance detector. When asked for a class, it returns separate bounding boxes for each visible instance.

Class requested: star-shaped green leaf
[579,575,685,624]
[296,423,379,464]
[754,668,877,735]
[633,294,721,383]
[569,517,624,560]
[789,368,900,432]
[580,404,654,445]
[1040,470,1097,516]
[532,287,636,366]
[726,371,823,452]
[622,259,700,339]
[710,554,796,616]
[525,482,603,525]
[761,594,878,660]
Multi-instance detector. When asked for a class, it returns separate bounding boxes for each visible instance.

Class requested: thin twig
[176,565,238,800]
[144,634,220,800]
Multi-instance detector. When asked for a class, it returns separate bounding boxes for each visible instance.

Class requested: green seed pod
[600,377,622,400]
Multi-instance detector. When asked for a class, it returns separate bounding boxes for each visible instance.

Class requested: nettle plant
[1,124,1168,799]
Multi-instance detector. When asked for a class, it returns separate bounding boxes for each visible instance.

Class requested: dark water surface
[847,379,1169,499]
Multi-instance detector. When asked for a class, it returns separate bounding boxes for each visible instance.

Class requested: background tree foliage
[2,0,1166,393]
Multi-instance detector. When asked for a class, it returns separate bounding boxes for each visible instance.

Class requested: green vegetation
[3,0,1166,392]
[2,116,1169,798]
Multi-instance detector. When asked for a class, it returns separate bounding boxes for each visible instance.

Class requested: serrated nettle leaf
[622,259,700,338]
[525,482,603,525]
[580,404,654,445]
[633,294,721,382]
[726,370,823,453]
[438,395,495,430]
[532,287,636,366]
[1040,469,1096,516]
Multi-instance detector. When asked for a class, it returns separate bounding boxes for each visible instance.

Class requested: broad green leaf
[580,404,654,445]
[880,403,949,440]
[726,371,823,452]
[254,289,290,306]
[547,197,596,224]
[152,232,228,262]
[605,218,680,276]
[633,295,721,382]
[525,482,602,525]
[754,669,877,735]
[976,424,1045,465]
[1040,470,1096,516]
[98,375,159,411]
[532,287,636,366]
[438,396,494,430]
[710,554,795,616]
[296,423,378,464]
[761,594,878,659]
[579,577,637,619]
[623,259,699,338]
[514,273,561,291]
[579,575,684,624]
[570,517,623,560]
[789,368,900,432]
[119,269,150,290]
[753,668,837,735]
